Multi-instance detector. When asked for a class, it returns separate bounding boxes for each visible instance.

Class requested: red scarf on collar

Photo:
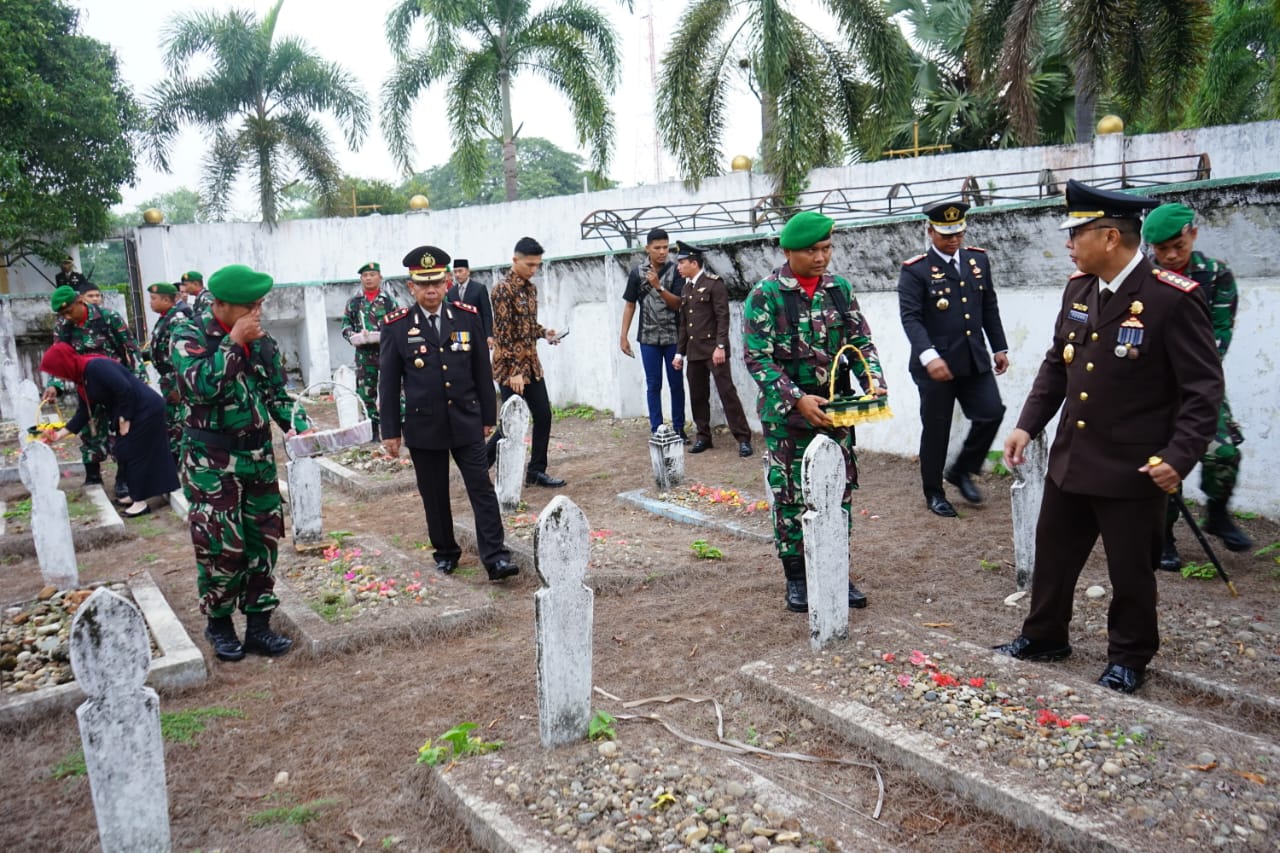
[794,275,821,300]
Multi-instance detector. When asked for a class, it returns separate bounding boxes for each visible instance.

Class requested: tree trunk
[500,68,518,202]
[1073,62,1096,144]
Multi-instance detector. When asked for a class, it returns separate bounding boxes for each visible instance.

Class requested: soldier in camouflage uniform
[140,282,192,463]
[181,270,212,315]
[43,285,144,490]
[743,212,885,613]
[1143,203,1252,567]
[341,261,398,439]
[171,265,309,662]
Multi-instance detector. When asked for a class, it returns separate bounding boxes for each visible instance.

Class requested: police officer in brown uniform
[380,245,515,582]
[671,242,753,457]
[996,181,1223,694]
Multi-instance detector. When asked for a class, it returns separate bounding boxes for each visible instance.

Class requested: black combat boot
[204,616,245,662]
[782,556,808,613]
[1203,500,1253,552]
[1159,536,1182,571]
[243,611,293,657]
[83,461,103,486]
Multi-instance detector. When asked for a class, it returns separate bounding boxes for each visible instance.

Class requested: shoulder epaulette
[902,253,927,266]
[450,300,478,314]
[384,306,411,324]
[1154,268,1199,292]
[964,246,986,253]
[1069,270,1089,280]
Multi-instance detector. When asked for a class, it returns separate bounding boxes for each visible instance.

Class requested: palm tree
[144,0,369,225]
[1190,0,1280,127]
[656,0,914,197]
[382,0,621,203]
[974,0,1212,143]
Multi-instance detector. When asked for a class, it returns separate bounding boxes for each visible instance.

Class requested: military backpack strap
[780,287,803,381]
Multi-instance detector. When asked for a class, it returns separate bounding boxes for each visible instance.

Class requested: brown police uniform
[677,269,751,445]
[1016,258,1223,669]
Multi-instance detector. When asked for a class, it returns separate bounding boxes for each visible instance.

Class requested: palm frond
[656,0,735,187]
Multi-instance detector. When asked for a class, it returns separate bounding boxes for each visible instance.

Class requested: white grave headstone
[648,424,685,490]
[144,363,162,395]
[19,441,78,588]
[332,366,361,430]
[801,435,850,649]
[1,357,23,425]
[0,300,21,417]
[1010,434,1048,590]
[15,379,41,447]
[534,495,593,748]
[287,457,324,543]
[70,588,171,853]
[496,395,531,511]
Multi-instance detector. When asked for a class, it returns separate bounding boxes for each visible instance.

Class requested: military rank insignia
[1116,300,1144,358]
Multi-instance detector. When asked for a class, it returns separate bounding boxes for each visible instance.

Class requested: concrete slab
[314,454,420,497]
[272,534,496,656]
[738,623,1280,853]
[0,571,208,728]
[0,484,127,558]
[616,488,772,543]
[0,460,83,484]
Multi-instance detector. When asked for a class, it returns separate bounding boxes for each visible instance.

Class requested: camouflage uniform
[141,302,193,460]
[52,304,144,466]
[189,288,213,315]
[743,266,885,561]
[171,311,308,618]
[341,290,398,438]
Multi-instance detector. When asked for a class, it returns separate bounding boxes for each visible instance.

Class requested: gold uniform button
[1079,392,1088,401]
[961,297,968,303]
[1086,362,1095,371]
[413,358,424,368]
[441,364,447,371]
[1076,420,1086,429]
[1068,332,1076,341]
[964,313,971,319]
[445,381,451,388]
[965,330,972,336]
[1090,332,1099,341]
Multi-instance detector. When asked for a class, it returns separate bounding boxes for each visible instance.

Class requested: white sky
[72,0,776,217]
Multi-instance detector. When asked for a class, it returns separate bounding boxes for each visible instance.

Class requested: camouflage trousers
[764,423,858,560]
[164,399,185,461]
[182,439,283,618]
[1167,399,1242,527]
[79,403,111,466]
[355,348,380,439]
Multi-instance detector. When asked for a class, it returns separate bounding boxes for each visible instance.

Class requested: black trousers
[1021,478,1163,669]
[913,369,1004,497]
[685,357,751,444]
[486,377,553,475]
[409,442,509,567]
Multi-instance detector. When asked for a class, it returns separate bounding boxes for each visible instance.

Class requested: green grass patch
[986,450,1011,477]
[979,558,1002,572]
[247,798,338,827]
[691,539,723,560]
[416,722,503,766]
[552,403,612,421]
[51,706,245,778]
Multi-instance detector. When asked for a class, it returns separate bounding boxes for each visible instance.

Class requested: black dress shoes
[785,579,808,613]
[848,582,868,609]
[927,495,958,517]
[1097,663,1145,693]
[992,635,1073,662]
[1158,537,1182,572]
[738,442,753,458]
[435,558,458,575]
[689,439,712,454]
[526,471,566,487]
[945,470,983,504]
[486,559,519,581]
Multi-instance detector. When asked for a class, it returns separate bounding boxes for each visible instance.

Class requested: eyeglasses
[1067,224,1116,241]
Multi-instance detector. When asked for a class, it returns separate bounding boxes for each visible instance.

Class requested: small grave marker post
[496,395,531,511]
[19,441,77,588]
[801,435,849,649]
[648,424,685,490]
[287,457,324,544]
[15,379,41,447]
[534,495,593,747]
[332,366,361,430]
[1010,433,1048,590]
[70,587,171,853]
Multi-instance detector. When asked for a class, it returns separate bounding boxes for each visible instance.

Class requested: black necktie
[952,257,961,276]
[427,313,439,343]
[1099,288,1113,311]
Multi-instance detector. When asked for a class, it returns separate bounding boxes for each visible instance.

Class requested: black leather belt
[185,426,271,451]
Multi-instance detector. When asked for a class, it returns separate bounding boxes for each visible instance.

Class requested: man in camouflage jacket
[140,282,191,462]
[1143,203,1252,566]
[171,265,309,662]
[743,212,885,614]
[341,261,397,440]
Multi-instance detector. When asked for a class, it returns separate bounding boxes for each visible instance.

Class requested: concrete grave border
[272,533,497,656]
[314,454,421,497]
[0,460,84,484]
[0,571,207,728]
[0,484,127,558]
[616,488,772,543]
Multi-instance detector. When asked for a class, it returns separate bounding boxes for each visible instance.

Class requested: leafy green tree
[0,0,139,271]
[382,0,621,202]
[144,0,370,226]
[1190,0,1280,126]
[122,187,207,226]
[657,0,914,197]
[404,136,614,209]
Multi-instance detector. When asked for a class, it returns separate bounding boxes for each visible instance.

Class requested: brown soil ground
[1,412,1276,852]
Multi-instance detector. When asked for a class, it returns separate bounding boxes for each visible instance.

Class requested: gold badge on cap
[943,206,961,222]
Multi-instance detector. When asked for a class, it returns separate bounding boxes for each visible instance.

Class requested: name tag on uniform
[1067,305,1088,323]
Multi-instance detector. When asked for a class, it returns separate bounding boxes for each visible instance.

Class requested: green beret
[1142,203,1195,244]
[779,211,835,250]
[357,261,381,275]
[147,282,179,296]
[50,285,78,312]
[207,264,273,304]
[181,270,203,283]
